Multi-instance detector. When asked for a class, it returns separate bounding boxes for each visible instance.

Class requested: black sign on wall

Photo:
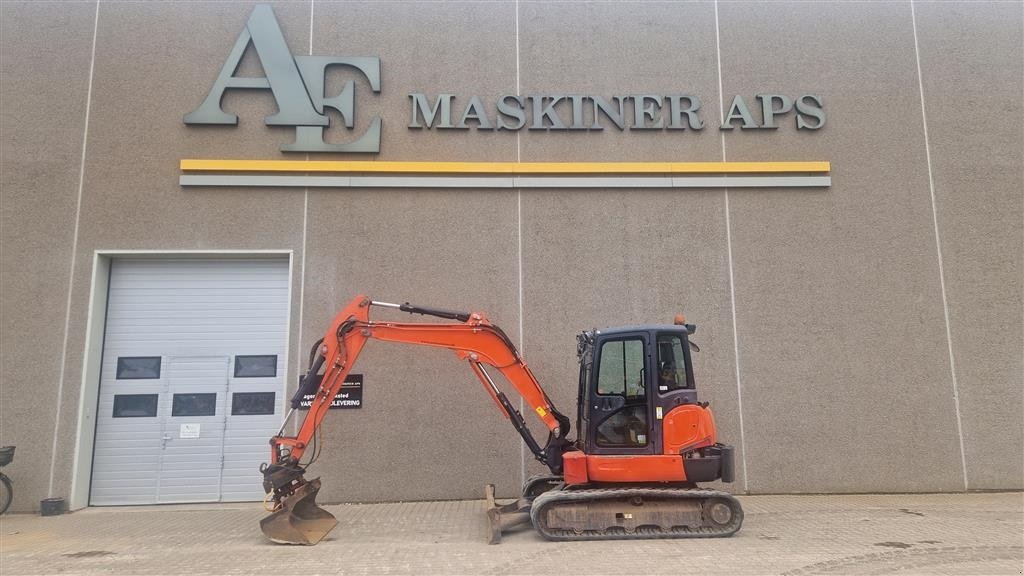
[297,374,363,409]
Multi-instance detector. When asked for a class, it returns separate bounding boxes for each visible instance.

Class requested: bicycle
[0,446,14,515]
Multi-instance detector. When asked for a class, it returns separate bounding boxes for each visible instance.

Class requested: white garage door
[90,257,289,505]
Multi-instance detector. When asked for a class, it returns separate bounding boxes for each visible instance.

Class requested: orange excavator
[260,296,742,544]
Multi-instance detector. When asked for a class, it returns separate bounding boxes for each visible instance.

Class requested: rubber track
[521,474,563,498]
[530,487,744,541]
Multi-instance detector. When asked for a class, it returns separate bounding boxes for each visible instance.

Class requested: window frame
[171,393,218,417]
[594,336,647,400]
[112,393,159,418]
[655,332,695,393]
[230,392,276,416]
[115,356,162,380]
[233,355,278,378]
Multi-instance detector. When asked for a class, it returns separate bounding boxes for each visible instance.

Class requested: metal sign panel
[298,374,363,410]
[183,5,826,156]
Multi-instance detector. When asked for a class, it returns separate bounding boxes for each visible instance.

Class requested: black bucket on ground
[260,478,338,545]
[40,497,66,516]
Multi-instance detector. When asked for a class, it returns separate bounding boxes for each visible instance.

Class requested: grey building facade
[1,1,1021,513]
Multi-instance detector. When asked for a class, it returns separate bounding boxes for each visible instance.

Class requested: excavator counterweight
[260,295,742,544]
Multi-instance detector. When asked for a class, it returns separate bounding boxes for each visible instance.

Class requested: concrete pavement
[1,493,1021,575]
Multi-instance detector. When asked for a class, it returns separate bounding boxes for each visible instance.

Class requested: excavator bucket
[259,478,338,545]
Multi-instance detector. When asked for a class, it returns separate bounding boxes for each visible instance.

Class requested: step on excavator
[260,295,743,545]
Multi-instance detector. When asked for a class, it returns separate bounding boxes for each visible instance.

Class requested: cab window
[596,338,645,398]
[596,405,648,447]
[656,333,691,391]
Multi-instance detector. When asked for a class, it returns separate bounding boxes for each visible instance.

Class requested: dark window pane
[234,355,278,378]
[596,339,645,397]
[116,357,161,379]
[113,394,158,418]
[656,334,692,392]
[231,392,276,416]
[596,405,649,447]
[171,393,217,417]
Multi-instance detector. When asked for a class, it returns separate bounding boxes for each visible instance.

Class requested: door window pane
[113,394,158,417]
[596,405,649,447]
[231,392,276,416]
[234,355,277,378]
[596,338,645,398]
[171,393,217,417]
[116,357,161,379]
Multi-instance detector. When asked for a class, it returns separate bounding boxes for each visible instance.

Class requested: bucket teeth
[260,477,338,545]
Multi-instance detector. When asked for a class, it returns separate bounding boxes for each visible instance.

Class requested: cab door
[586,333,656,455]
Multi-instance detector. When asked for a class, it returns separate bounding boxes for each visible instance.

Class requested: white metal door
[90,257,289,505]
[157,356,229,503]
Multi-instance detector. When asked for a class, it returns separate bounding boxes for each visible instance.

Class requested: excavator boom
[260,296,571,544]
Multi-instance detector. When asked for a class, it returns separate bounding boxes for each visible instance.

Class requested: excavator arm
[259,295,571,544]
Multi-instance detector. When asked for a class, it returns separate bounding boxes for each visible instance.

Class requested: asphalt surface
[1,492,1021,575]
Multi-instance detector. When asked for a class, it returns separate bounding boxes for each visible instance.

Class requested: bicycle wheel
[0,473,12,515]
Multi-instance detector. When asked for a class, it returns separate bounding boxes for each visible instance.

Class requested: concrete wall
[1,1,99,514]
[0,1,1019,512]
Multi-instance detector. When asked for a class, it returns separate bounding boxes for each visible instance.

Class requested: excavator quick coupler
[259,477,338,545]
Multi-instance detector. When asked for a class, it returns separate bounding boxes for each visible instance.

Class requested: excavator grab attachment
[259,478,337,545]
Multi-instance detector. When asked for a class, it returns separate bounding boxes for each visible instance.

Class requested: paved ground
[0,493,1021,575]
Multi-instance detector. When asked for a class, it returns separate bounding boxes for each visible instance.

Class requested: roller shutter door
[90,257,289,505]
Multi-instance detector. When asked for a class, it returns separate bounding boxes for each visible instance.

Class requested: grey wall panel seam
[715,0,750,494]
[910,0,969,491]
[514,0,525,488]
[49,0,101,499]
[294,0,314,436]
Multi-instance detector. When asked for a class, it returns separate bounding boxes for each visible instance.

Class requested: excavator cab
[576,324,698,458]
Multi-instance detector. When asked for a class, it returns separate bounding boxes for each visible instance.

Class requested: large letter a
[184,5,325,127]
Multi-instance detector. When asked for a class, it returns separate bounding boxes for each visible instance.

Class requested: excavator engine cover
[260,478,338,545]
